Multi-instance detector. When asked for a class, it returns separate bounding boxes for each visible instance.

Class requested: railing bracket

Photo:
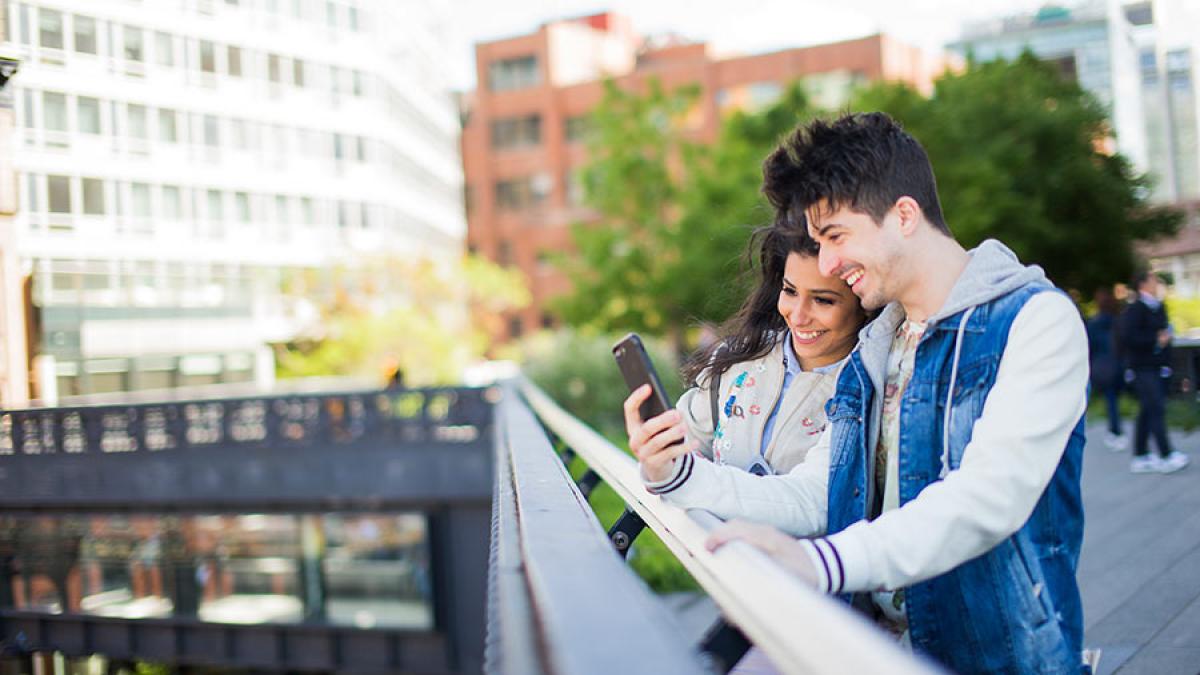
[607,508,646,558]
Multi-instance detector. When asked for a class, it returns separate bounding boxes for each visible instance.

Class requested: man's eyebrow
[813,222,840,237]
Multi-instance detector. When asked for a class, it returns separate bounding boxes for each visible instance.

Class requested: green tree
[553,79,700,354]
[853,53,1182,295]
[275,254,529,385]
[555,80,820,354]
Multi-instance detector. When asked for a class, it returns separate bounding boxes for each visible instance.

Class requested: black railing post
[700,619,753,673]
[576,470,602,499]
[607,508,647,559]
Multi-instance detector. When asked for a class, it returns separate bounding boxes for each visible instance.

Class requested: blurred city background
[0,0,1199,673]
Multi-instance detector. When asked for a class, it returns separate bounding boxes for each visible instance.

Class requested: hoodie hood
[853,239,1049,400]
[929,239,1048,323]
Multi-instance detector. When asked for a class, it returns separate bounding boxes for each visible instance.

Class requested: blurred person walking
[1121,272,1189,474]
[1087,288,1126,450]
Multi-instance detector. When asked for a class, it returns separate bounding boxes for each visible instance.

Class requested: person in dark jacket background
[1087,287,1126,450]
[1120,271,1189,473]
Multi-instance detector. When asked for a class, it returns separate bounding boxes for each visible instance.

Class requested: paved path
[1080,424,1200,675]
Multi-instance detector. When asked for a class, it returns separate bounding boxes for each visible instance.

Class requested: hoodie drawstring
[941,306,976,478]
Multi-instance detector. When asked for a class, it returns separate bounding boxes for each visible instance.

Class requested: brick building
[461,13,953,340]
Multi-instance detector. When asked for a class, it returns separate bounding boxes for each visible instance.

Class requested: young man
[1120,271,1189,473]
[625,113,1090,672]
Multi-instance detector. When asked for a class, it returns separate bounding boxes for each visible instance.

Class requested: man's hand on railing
[707,519,821,588]
[623,384,699,483]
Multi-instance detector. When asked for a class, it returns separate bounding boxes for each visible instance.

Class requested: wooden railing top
[518,378,941,675]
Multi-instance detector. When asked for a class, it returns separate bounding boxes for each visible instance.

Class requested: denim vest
[825,283,1087,674]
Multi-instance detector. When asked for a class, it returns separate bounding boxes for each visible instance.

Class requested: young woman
[629,221,868,489]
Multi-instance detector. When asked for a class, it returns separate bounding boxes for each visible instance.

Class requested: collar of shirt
[783,336,848,376]
[1139,291,1162,310]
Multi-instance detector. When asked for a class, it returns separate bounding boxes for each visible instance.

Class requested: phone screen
[612,333,673,422]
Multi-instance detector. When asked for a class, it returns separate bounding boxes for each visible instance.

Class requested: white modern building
[949,0,1200,205]
[1,0,465,400]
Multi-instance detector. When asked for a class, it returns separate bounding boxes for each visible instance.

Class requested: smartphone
[612,332,675,423]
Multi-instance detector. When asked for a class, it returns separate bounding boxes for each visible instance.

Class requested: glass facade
[0,512,434,629]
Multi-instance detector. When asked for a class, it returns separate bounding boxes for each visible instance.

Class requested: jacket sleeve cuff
[823,523,873,593]
[643,452,694,495]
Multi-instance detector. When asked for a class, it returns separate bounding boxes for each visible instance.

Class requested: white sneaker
[1131,455,1161,473]
[1157,451,1190,474]
[1104,433,1129,451]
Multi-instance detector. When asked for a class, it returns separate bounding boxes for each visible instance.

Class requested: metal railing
[498,377,941,675]
[1,385,495,673]
[0,386,493,510]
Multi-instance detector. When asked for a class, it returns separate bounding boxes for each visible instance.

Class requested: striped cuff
[644,452,695,495]
[798,537,846,594]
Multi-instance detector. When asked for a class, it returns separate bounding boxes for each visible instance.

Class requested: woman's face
[777,252,865,370]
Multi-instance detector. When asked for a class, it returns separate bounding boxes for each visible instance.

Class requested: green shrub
[522,329,697,593]
[520,329,682,439]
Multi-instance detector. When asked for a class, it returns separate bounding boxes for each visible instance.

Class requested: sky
[442,0,1057,90]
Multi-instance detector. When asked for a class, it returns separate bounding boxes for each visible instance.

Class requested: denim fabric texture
[824,282,1087,674]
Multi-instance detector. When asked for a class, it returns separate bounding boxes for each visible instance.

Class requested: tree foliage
[554,80,820,352]
[554,54,1181,348]
[275,254,529,385]
[851,52,1181,296]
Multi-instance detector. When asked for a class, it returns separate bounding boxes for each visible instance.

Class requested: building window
[235,192,251,221]
[1125,2,1153,26]
[565,115,590,143]
[268,53,281,83]
[275,195,290,223]
[498,239,513,266]
[42,92,67,132]
[565,169,585,206]
[78,97,101,134]
[82,178,105,215]
[158,108,178,142]
[47,175,71,213]
[206,189,224,221]
[162,185,182,220]
[155,31,174,67]
[200,40,216,73]
[127,104,148,139]
[495,176,548,211]
[227,46,243,77]
[490,114,542,149]
[38,8,63,49]
[488,55,540,92]
[131,183,152,218]
[123,26,144,62]
[203,115,220,147]
[300,197,315,224]
[293,58,306,87]
[73,15,97,54]
[1140,49,1158,84]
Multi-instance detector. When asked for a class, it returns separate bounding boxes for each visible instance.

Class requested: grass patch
[562,439,699,594]
[1087,392,1200,432]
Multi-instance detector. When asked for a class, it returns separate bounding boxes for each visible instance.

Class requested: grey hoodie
[851,239,1053,505]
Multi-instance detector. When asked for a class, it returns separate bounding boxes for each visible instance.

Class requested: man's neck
[897,234,970,324]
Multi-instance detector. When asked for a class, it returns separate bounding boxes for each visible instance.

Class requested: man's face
[806,201,905,312]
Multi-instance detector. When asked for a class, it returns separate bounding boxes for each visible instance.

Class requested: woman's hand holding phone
[623,384,698,483]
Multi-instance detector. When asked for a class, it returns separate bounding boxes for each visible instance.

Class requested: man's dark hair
[761,112,950,235]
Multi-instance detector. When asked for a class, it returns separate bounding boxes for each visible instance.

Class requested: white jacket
[675,336,840,475]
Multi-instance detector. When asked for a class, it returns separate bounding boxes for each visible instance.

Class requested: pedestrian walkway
[1081,424,1200,675]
